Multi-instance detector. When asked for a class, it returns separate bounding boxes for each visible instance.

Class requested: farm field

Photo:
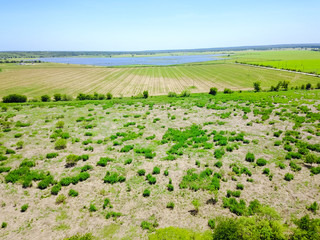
[0,90,320,239]
[233,50,320,74]
[0,59,319,99]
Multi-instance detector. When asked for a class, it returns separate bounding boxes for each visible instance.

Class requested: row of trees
[253,81,320,92]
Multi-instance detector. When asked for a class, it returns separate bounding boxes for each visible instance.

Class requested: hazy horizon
[1,0,320,51]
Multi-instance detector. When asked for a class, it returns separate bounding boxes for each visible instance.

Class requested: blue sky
[1,0,319,51]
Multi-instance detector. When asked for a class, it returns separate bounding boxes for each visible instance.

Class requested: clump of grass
[306,201,318,214]
[245,152,255,162]
[68,189,79,197]
[46,152,59,159]
[97,157,114,167]
[54,138,67,150]
[137,169,146,176]
[152,166,160,174]
[146,174,157,185]
[143,189,150,197]
[56,194,66,204]
[103,171,126,184]
[284,173,294,181]
[124,158,132,165]
[89,204,97,212]
[256,158,267,166]
[166,202,175,209]
[21,204,29,212]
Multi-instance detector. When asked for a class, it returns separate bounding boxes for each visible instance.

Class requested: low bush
[54,139,67,150]
[166,202,175,209]
[306,201,318,214]
[152,166,160,174]
[208,219,215,229]
[137,169,146,176]
[124,158,132,165]
[89,204,97,212]
[245,152,255,162]
[51,184,62,195]
[284,173,294,181]
[256,158,267,166]
[103,198,111,209]
[21,204,29,212]
[68,189,79,197]
[209,87,218,95]
[143,189,150,197]
[97,157,114,167]
[106,211,122,220]
[46,152,59,159]
[103,171,126,184]
[2,94,27,103]
[146,174,157,185]
[167,184,174,191]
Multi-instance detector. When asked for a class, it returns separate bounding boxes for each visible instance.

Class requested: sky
[1,0,319,51]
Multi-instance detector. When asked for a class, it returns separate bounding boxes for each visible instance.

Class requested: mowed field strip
[0,62,319,98]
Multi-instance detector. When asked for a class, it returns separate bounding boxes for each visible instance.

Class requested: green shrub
[89,204,97,212]
[5,148,15,154]
[120,145,134,152]
[208,219,215,229]
[168,92,177,97]
[223,88,233,94]
[51,184,62,195]
[245,152,255,162]
[236,183,244,190]
[143,90,149,98]
[3,94,27,103]
[65,154,80,168]
[146,174,157,185]
[20,160,35,168]
[41,95,51,102]
[97,157,114,167]
[152,167,160,174]
[167,184,174,191]
[140,220,158,231]
[137,169,146,176]
[14,133,23,138]
[55,138,67,150]
[21,204,29,212]
[284,173,294,181]
[1,222,7,228]
[214,148,225,159]
[56,194,66,204]
[103,198,111,209]
[306,202,318,214]
[209,87,218,95]
[180,90,191,97]
[311,166,320,174]
[68,189,79,197]
[38,175,54,189]
[103,171,126,184]
[106,92,113,100]
[277,162,286,169]
[46,152,59,159]
[256,158,267,166]
[124,158,132,165]
[164,170,169,176]
[143,189,150,197]
[289,161,301,172]
[56,121,65,128]
[166,202,175,209]
[263,168,270,175]
[106,211,122,220]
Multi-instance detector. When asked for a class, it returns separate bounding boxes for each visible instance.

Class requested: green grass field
[0,58,319,99]
[233,50,320,74]
[0,90,319,239]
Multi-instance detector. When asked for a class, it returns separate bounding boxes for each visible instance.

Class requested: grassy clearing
[0,90,319,239]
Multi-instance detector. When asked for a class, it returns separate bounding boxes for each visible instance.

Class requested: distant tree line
[0,60,42,64]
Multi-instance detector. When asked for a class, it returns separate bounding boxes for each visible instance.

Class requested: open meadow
[0,58,319,99]
[0,90,320,239]
[233,50,320,75]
